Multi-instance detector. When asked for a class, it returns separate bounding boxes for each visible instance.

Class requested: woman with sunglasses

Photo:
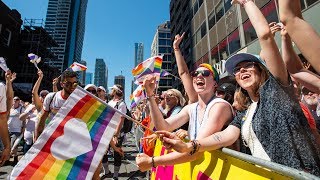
[157,0,320,176]
[136,63,234,172]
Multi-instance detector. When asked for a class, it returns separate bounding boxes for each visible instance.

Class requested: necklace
[194,96,215,139]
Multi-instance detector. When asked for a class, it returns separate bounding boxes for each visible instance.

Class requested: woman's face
[165,90,178,107]
[234,61,261,91]
[192,67,215,94]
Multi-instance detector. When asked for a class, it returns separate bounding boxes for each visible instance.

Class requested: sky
[2,0,170,104]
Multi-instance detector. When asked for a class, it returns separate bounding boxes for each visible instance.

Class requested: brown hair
[235,63,269,111]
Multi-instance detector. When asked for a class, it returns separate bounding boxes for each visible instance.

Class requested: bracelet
[174,48,180,51]
[146,94,155,100]
[151,156,156,168]
[189,140,201,155]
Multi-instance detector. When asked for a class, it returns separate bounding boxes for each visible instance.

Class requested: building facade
[134,43,144,66]
[151,21,172,92]
[45,0,88,72]
[114,75,125,98]
[170,0,320,88]
[78,60,86,85]
[85,72,93,85]
[170,0,193,90]
[94,58,106,88]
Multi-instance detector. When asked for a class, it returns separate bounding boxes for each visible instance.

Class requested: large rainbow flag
[132,56,163,84]
[10,87,122,179]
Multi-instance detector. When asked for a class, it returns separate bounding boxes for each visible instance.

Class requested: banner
[10,87,121,179]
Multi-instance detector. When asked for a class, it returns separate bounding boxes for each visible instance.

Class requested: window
[243,20,257,44]
[215,2,224,23]
[261,1,278,23]
[3,28,12,46]
[224,0,232,13]
[159,39,166,46]
[193,0,199,15]
[300,0,306,10]
[228,29,241,54]
[200,22,207,38]
[208,11,216,29]
[306,0,317,6]
[218,38,229,61]
[159,33,166,38]
[196,28,201,44]
[211,46,219,63]
[199,0,203,7]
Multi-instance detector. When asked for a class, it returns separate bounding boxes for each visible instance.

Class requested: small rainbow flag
[130,85,146,108]
[132,56,163,85]
[10,86,122,179]
[68,62,87,72]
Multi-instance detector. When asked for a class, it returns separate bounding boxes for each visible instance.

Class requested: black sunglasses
[87,89,97,94]
[63,81,79,87]
[191,70,212,77]
[233,62,257,75]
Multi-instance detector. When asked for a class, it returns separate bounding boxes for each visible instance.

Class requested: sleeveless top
[188,97,233,140]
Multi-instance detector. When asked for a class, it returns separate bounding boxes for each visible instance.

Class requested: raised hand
[37,69,43,78]
[173,32,185,49]
[52,77,58,86]
[143,75,157,96]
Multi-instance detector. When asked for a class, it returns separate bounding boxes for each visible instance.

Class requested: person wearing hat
[216,82,236,105]
[84,84,97,96]
[97,86,107,102]
[156,0,320,176]
[136,63,234,172]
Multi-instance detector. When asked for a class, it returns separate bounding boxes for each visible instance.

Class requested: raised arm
[234,0,289,85]
[32,70,44,111]
[143,76,189,131]
[5,71,14,114]
[173,33,197,103]
[271,23,320,93]
[279,0,320,73]
[52,77,59,92]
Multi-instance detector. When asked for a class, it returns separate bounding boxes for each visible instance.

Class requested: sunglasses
[233,62,257,75]
[63,81,79,87]
[13,99,20,101]
[87,89,97,94]
[191,70,212,77]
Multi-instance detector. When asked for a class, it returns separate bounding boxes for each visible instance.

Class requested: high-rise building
[134,43,144,66]
[78,60,87,85]
[94,58,106,88]
[151,21,172,92]
[85,72,93,85]
[114,75,125,98]
[170,0,192,90]
[45,0,88,72]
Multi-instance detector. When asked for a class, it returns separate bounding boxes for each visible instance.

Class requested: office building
[134,43,144,66]
[45,0,88,72]
[151,21,172,92]
[85,72,93,85]
[78,60,87,85]
[94,58,106,88]
[114,75,125,98]
[170,0,193,90]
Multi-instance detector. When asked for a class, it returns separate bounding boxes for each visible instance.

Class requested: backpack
[115,101,133,133]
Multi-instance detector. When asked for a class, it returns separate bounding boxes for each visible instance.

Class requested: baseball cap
[217,83,236,95]
[108,84,123,93]
[225,53,267,75]
[97,86,106,92]
[84,84,97,90]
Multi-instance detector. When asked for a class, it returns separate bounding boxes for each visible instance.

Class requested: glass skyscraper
[94,58,107,88]
[45,0,88,72]
[134,43,144,66]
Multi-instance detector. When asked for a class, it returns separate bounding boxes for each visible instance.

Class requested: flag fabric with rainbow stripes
[130,85,146,108]
[68,62,87,72]
[132,56,163,84]
[10,86,121,180]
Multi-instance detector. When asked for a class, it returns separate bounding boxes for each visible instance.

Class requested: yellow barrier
[151,140,293,180]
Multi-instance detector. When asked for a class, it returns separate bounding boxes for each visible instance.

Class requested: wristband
[151,156,156,168]
[174,48,180,51]
[146,94,155,100]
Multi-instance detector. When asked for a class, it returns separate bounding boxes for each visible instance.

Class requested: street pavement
[0,132,147,180]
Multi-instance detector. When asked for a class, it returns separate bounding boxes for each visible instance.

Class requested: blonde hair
[166,89,186,107]
[236,63,269,111]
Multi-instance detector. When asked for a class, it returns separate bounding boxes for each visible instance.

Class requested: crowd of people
[1,0,320,179]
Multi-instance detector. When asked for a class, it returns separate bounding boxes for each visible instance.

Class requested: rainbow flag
[130,85,146,108]
[132,56,163,84]
[10,86,122,179]
[68,62,87,72]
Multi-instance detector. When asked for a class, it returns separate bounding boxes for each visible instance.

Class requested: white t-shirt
[43,91,67,123]
[0,82,6,114]
[108,99,127,115]
[8,105,25,133]
[24,106,39,145]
